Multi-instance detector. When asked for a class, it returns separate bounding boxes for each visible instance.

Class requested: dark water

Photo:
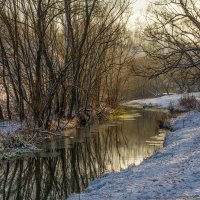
[0,109,166,200]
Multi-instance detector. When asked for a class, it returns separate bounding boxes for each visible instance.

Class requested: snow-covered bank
[126,92,200,109]
[69,112,200,199]
[0,121,21,135]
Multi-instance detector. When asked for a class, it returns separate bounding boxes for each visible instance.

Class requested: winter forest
[0,0,200,199]
[0,0,135,128]
[0,0,199,129]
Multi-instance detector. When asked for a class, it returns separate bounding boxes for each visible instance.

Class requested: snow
[126,92,200,109]
[0,121,21,135]
[69,104,200,199]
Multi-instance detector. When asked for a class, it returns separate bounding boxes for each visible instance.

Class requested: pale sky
[129,0,149,29]
[134,0,149,11]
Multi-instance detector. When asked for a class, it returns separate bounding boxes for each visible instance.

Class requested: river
[0,109,166,200]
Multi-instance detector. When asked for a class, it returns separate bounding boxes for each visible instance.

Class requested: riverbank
[0,106,130,161]
[69,93,200,199]
[126,92,200,109]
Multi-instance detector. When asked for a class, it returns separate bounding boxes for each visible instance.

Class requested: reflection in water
[0,110,166,200]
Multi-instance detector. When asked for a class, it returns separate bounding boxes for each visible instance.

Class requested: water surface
[0,109,166,200]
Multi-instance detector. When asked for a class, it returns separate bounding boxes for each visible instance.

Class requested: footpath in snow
[69,94,200,200]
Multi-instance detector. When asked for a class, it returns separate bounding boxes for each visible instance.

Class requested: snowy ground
[69,94,200,200]
[0,121,21,135]
[126,92,200,109]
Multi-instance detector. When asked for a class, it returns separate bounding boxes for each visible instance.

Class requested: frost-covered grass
[0,144,38,161]
[126,92,200,109]
[0,121,21,136]
[69,94,200,200]
[0,121,39,161]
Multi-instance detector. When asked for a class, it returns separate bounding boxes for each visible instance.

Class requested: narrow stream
[0,109,166,200]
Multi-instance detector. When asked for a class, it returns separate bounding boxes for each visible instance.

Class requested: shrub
[168,101,175,113]
[155,113,171,129]
[179,95,198,110]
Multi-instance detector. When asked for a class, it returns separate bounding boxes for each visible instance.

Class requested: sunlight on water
[0,109,166,199]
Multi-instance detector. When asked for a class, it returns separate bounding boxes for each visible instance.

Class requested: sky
[134,0,149,12]
[129,0,149,29]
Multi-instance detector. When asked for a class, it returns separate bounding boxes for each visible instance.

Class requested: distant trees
[133,0,200,93]
[0,0,132,128]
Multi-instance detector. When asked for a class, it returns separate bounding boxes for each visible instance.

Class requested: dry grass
[179,95,199,110]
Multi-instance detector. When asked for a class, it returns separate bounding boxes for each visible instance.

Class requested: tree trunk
[0,105,4,121]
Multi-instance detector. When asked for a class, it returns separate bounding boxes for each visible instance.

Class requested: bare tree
[0,0,133,128]
[142,0,200,81]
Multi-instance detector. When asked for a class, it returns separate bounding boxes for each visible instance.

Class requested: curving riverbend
[0,109,166,200]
